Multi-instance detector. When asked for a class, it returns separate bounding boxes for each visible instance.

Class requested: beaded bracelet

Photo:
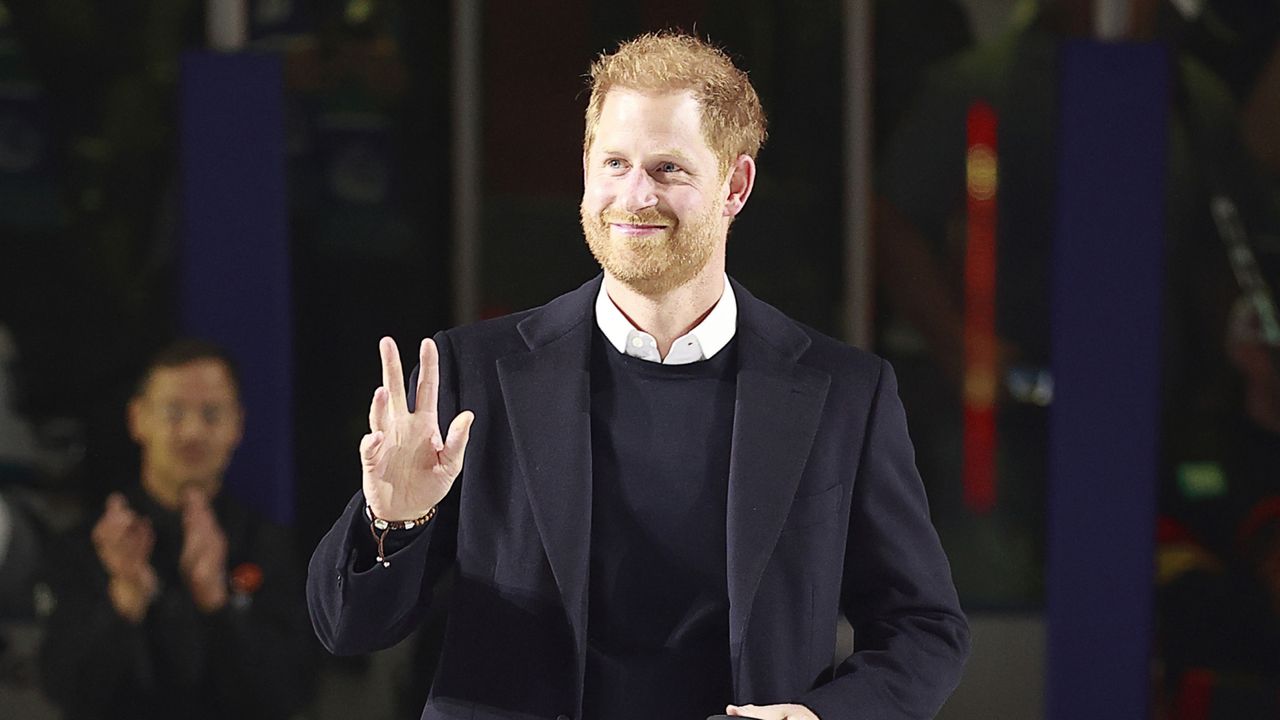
[365,504,436,567]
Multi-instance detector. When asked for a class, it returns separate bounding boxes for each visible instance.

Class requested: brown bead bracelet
[365,504,437,567]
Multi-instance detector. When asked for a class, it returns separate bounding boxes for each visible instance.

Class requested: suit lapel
[493,276,832,698]
[495,279,598,688]
[725,284,831,691]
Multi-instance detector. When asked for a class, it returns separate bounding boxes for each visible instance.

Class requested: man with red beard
[41,340,314,720]
[308,33,969,720]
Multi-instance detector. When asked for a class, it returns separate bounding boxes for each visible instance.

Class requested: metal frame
[451,0,482,325]
[843,0,875,349]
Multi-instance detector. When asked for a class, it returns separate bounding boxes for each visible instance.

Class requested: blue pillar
[1046,40,1169,720]
[179,51,293,525]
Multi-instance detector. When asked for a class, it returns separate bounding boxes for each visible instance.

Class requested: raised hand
[179,487,229,613]
[360,337,475,523]
[92,493,158,623]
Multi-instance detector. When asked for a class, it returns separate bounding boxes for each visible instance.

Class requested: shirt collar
[594,275,738,365]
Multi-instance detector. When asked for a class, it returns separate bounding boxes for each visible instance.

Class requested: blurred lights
[345,0,374,25]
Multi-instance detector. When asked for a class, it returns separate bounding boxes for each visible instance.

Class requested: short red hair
[583,32,767,175]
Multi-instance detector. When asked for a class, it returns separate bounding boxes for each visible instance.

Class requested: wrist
[193,586,229,614]
[183,562,228,612]
[107,575,156,624]
[365,504,437,567]
[364,503,436,529]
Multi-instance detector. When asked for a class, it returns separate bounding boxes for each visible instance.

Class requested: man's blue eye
[658,162,680,173]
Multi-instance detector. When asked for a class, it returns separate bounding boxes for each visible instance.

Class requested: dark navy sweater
[583,330,739,720]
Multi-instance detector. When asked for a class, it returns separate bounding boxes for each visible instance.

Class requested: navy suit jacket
[307,276,969,720]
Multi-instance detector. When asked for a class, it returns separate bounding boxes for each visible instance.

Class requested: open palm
[360,337,474,522]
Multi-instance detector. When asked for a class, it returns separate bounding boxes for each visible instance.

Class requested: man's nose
[619,168,658,212]
[175,413,204,440]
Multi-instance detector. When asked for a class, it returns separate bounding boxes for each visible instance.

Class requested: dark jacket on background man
[41,486,315,720]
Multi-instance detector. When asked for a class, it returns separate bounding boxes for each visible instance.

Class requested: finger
[438,410,475,474]
[182,542,207,575]
[184,531,217,564]
[183,508,212,538]
[378,337,408,413]
[180,531,205,569]
[93,512,122,543]
[182,498,211,530]
[99,494,132,529]
[368,386,390,432]
[187,507,222,546]
[105,492,128,514]
[730,704,806,720]
[414,338,440,419]
[181,503,199,529]
[360,432,391,481]
[181,485,212,510]
[359,431,385,462]
[126,519,155,560]
[95,503,133,544]
[193,554,224,582]
[93,523,125,565]
[192,540,227,578]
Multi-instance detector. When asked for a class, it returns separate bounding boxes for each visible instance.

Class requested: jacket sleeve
[801,360,971,720]
[306,329,463,656]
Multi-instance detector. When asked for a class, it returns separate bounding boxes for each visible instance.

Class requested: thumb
[439,411,475,474]
[445,411,474,451]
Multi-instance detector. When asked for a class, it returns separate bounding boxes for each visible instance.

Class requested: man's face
[128,359,243,503]
[580,89,730,295]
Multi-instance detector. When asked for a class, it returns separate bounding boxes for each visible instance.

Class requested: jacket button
[555,715,570,720]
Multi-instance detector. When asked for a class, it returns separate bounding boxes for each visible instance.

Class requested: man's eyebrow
[593,147,697,163]
[654,150,697,165]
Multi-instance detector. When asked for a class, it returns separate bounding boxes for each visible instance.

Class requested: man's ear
[723,154,756,218]
[126,396,145,443]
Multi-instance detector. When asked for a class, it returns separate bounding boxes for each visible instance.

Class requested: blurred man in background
[40,339,314,720]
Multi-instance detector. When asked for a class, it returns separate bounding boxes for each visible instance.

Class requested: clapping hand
[360,337,475,523]
[179,486,229,613]
[92,493,159,623]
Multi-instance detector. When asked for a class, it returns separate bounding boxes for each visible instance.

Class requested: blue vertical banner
[1047,40,1169,720]
[179,52,293,525]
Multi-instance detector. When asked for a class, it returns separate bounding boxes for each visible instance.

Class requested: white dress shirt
[594,275,738,365]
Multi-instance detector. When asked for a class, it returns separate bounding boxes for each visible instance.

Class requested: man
[41,340,314,720]
[308,33,969,720]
